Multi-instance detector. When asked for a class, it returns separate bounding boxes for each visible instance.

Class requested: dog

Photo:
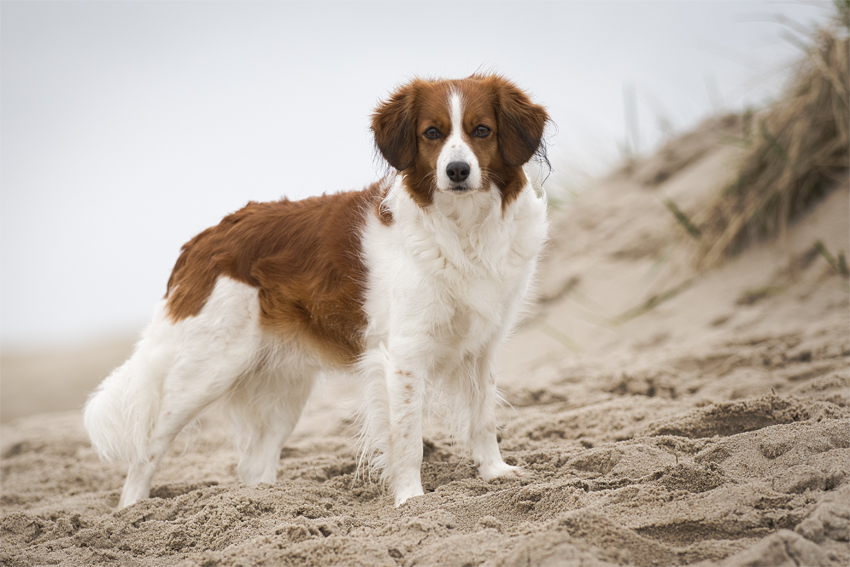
[84,74,550,508]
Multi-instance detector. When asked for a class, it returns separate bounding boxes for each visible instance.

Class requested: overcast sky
[0,1,833,350]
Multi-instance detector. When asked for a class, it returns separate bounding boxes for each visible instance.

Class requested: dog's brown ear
[492,78,549,167]
[372,82,419,171]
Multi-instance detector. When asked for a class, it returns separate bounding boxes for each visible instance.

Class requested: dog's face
[372,75,549,207]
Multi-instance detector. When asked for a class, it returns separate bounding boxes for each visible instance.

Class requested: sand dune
[2,116,848,566]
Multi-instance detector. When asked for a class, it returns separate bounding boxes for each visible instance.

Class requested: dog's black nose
[446,161,470,183]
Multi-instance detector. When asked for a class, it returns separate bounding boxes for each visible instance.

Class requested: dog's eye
[423,127,442,140]
[473,125,492,138]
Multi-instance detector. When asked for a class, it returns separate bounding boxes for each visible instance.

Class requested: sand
[2,116,849,566]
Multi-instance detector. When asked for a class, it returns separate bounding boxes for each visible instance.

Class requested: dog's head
[372,75,549,207]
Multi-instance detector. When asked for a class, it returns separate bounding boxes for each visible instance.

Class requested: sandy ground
[2,116,849,566]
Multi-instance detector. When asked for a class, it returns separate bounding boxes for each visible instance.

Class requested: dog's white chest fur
[362,175,547,376]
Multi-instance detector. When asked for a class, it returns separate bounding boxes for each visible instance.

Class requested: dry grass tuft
[698,6,849,264]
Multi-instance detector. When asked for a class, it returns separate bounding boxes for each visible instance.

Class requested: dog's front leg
[469,360,523,481]
[385,363,425,506]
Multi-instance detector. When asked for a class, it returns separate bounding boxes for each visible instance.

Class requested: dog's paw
[393,483,424,507]
[479,461,524,481]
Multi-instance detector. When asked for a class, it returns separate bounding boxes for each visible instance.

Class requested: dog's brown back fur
[165,182,388,366]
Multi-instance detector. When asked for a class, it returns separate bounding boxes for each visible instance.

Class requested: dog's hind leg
[118,341,259,508]
[118,357,250,508]
[227,357,317,486]
[117,277,263,509]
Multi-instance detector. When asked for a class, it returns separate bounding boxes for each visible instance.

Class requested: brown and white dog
[85,75,550,508]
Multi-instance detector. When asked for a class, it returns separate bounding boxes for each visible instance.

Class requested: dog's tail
[84,311,169,465]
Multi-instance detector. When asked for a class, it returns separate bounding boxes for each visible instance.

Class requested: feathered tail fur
[83,304,170,466]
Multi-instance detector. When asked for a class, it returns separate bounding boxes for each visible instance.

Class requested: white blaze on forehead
[436,90,482,191]
[449,90,464,145]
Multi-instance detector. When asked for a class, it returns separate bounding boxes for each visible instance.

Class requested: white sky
[0,1,833,350]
